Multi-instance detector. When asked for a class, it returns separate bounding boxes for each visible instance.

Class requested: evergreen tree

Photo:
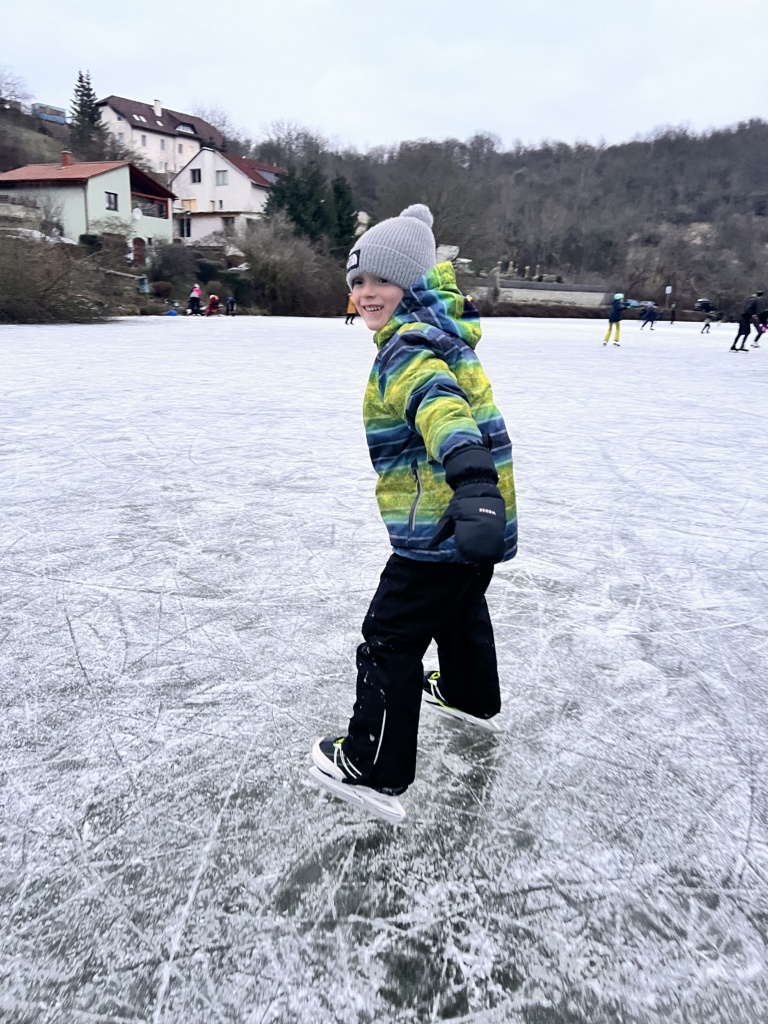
[329,175,358,258]
[265,163,333,245]
[70,70,105,157]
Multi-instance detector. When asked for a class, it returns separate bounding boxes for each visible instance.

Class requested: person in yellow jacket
[604,293,628,345]
[344,293,357,325]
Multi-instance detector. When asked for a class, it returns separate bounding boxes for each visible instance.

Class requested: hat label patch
[346,249,360,272]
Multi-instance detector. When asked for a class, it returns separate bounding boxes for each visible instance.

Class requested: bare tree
[0,64,31,104]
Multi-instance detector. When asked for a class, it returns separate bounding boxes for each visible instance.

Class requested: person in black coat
[731,291,763,351]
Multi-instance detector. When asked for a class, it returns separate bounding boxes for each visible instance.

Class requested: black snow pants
[344,553,499,792]
[732,317,751,349]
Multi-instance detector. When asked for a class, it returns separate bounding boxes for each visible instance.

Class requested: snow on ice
[1,314,767,1023]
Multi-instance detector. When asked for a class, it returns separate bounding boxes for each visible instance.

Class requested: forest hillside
[248,120,768,310]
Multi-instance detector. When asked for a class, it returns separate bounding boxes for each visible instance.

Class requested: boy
[309,205,517,823]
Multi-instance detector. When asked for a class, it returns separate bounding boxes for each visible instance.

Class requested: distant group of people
[604,291,765,350]
[188,283,236,317]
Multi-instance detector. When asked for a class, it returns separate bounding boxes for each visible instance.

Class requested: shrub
[238,214,345,316]
[195,259,224,283]
[78,234,102,252]
[149,243,197,284]
[150,280,173,299]
[0,235,108,324]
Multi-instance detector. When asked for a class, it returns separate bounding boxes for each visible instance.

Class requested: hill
[250,120,768,312]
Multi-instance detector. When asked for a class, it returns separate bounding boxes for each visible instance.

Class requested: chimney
[61,151,73,167]
[153,99,162,118]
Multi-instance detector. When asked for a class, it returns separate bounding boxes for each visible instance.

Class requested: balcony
[131,193,168,219]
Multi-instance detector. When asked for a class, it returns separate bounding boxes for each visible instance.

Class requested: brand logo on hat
[346,249,360,272]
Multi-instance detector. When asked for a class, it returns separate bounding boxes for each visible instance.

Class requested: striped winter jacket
[364,262,517,563]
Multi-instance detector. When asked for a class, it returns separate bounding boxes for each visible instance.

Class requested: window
[178,144,182,154]
[116,115,124,121]
[147,238,153,246]
[215,170,228,186]
[218,200,223,210]
[190,168,201,183]
[222,216,235,234]
[160,139,165,150]
[163,162,168,172]
[177,123,194,134]
[179,217,192,238]
[105,192,118,211]
[141,134,147,146]
[118,132,124,142]
[181,198,197,211]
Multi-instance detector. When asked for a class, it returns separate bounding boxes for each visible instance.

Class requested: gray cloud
[7,0,767,151]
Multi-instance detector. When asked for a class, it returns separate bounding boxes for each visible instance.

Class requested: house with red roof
[170,147,283,245]
[0,152,176,263]
[98,96,224,176]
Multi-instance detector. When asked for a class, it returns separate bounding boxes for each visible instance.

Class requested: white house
[0,152,176,263]
[171,148,282,245]
[98,96,224,176]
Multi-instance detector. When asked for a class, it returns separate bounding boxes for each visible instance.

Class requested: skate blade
[423,698,501,733]
[308,766,406,824]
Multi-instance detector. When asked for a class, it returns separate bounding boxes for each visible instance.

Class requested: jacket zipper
[408,459,423,531]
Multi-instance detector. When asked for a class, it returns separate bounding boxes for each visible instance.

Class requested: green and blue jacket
[364,262,517,563]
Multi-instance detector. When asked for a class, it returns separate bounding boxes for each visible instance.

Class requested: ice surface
[1,314,767,1023]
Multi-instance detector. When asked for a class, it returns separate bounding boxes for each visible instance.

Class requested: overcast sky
[5,0,767,152]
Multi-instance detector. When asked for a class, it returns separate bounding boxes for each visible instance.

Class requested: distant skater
[701,315,712,334]
[640,303,657,330]
[603,293,627,346]
[189,283,202,315]
[669,302,677,325]
[731,291,763,351]
[225,295,236,316]
[344,293,357,325]
[753,306,767,348]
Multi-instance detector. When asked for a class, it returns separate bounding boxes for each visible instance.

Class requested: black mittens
[430,445,506,563]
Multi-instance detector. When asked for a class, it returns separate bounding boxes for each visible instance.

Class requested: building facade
[171,149,282,244]
[98,96,224,176]
[0,153,176,262]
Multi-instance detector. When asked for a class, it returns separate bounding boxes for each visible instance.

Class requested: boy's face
[350,273,404,332]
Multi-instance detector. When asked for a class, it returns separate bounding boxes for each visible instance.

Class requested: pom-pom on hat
[346,204,437,291]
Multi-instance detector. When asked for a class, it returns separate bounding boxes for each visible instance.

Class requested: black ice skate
[309,737,406,824]
[422,671,501,733]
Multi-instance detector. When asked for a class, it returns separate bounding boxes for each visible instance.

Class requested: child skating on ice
[309,205,518,823]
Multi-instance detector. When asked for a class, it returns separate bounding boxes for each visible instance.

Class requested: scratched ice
[1,314,767,1023]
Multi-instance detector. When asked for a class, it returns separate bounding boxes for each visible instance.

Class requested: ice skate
[613,341,620,346]
[309,737,406,824]
[422,671,501,733]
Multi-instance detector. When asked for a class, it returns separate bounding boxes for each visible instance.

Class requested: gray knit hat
[346,204,437,290]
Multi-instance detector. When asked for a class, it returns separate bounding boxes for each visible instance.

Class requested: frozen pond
[1,314,767,1023]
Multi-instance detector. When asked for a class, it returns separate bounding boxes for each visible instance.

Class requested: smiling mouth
[363,305,383,313]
